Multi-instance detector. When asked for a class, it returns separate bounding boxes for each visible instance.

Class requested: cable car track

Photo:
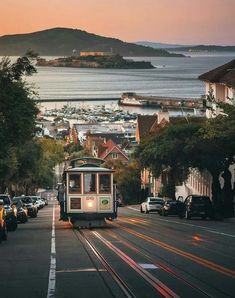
[73,228,181,298]
[103,229,216,298]
[73,228,136,298]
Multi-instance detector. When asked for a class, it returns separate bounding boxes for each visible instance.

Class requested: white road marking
[139,263,158,269]
[127,206,235,238]
[47,204,56,298]
[127,207,140,212]
[205,230,235,238]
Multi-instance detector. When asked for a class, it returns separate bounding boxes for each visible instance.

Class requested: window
[99,174,111,194]
[69,174,81,194]
[84,173,96,193]
[112,153,118,159]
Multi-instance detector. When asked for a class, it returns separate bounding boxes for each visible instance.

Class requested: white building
[199,59,235,105]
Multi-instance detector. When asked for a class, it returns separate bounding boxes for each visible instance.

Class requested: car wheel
[9,217,18,231]
[185,210,190,220]
[31,212,37,218]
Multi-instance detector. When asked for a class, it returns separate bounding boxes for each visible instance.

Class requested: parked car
[31,196,45,209]
[0,199,7,242]
[21,196,38,218]
[41,197,48,206]
[0,194,18,231]
[160,200,181,216]
[12,197,28,223]
[140,197,165,213]
[179,195,213,219]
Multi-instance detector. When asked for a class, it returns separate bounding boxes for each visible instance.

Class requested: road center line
[47,204,56,298]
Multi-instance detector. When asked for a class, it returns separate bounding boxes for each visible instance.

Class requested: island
[36,54,155,69]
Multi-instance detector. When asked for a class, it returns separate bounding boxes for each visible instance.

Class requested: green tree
[136,106,235,217]
[104,159,141,204]
[136,122,202,199]
[0,52,39,192]
[36,138,65,189]
[191,106,235,217]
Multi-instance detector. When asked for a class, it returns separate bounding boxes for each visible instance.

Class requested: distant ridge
[135,41,235,52]
[135,41,190,49]
[0,27,184,57]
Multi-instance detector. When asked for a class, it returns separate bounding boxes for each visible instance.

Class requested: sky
[1,0,235,45]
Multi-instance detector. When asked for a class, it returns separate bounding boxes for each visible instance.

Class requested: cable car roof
[65,167,114,173]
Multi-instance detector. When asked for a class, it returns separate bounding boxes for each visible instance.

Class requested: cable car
[61,157,117,228]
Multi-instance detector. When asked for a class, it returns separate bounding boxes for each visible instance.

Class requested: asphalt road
[0,202,235,298]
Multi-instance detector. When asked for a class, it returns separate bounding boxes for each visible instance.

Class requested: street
[1,202,235,298]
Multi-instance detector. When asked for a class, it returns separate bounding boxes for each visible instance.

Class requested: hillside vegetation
[0,27,184,57]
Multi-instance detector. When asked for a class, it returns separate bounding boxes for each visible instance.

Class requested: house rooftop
[198,59,235,88]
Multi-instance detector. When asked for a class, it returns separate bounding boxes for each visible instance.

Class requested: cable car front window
[84,173,96,193]
[99,174,111,194]
[69,174,81,194]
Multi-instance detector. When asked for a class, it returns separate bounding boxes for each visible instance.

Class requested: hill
[165,45,235,52]
[135,41,189,49]
[0,28,184,57]
[135,42,235,52]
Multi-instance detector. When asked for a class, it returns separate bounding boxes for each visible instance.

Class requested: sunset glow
[1,0,235,45]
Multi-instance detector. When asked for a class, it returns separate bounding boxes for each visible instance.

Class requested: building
[178,60,235,199]
[80,51,112,57]
[94,139,129,163]
[136,111,171,196]
[199,59,235,105]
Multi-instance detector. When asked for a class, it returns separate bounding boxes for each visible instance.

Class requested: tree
[36,138,65,189]
[0,52,39,192]
[136,106,235,217]
[190,106,235,217]
[136,122,202,199]
[104,159,142,204]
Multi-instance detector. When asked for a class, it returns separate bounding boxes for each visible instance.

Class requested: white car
[140,197,165,214]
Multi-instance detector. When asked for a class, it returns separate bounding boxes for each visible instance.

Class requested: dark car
[0,194,18,231]
[21,196,38,218]
[13,197,28,223]
[160,200,181,216]
[179,195,213,219]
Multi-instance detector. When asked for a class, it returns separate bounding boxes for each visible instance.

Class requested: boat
[119,92,203,110]
[119,92,149,107]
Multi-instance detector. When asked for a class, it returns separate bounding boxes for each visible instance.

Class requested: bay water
[9,52,235,115]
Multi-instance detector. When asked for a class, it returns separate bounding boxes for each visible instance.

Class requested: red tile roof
[98,139,128,160]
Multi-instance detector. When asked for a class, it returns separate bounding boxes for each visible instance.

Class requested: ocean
[15,52,235,114]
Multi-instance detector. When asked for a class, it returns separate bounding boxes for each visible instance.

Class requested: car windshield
[193,196,210,203]
[0,195,10,205]
[21,197,32,204]
[13,198,23,207]
[149,198,164,203]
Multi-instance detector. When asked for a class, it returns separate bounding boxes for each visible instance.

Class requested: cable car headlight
[87,202,93,208]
